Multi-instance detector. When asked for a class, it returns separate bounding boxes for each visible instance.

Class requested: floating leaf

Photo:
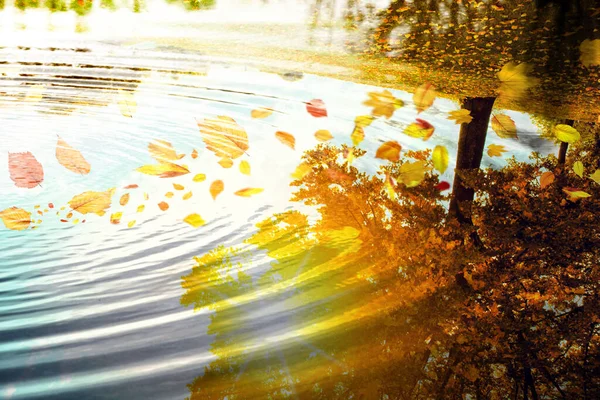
[590,170,600,184]
[306,99,327,118]
[117,90,137,118]
[239,160,251,175]
[144,193,149,201]
[554,124,580,144]
[251,107,273,119]
[487,144,507,158]
[173,183,185,191]
[579,39,600,68]
[563,187,591,200]
[48,203,54,209]
[210,180,224,200]
[110,212,122,224]
[291,163,311,180]
[375,141,402,162]
[384,174,396,200]
[413,83,436,113]
[497,62,538,100]
[193,173,206,182]
[56,136,91,175]
[234,188,264,197]
[158,201,169,211]
[491,114,518,139]
[191,149,198,159]
[136,162,190,178]
[399,160,428,188]
[69,188,115,216]
[355,115,375,128]
[432,145,449,173]
[275,131,295,149]
[404,119,435,141]
[363,90,404,119]
[137,205,145,213]
[128,220,136,228]
[351,126,365,146]
[315,130,333,142]
[8,152,44,189]
[119,193,130,206]
[197,116,249,160]
[573,161,584,178]
[165,192,174,198]
[436,181,451,191]
[183,191,193,200]
[218,158,234,168]
[148,140,184,162]
[540,171,555,189]
[124,184,138,189]
[0,207,31,231]
[448,109,473,125]
[184,213,205,228]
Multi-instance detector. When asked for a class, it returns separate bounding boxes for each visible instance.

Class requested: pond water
[1,2,598,399]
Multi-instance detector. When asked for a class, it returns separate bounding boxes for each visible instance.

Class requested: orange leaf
[375,141,402,162]
[8,152,44,189]
[251,107,273,119]
[158,201,169,211]
[120,193,130,206]
[234,188,264,197]
[275,131,295,149]
[210,180,224,200]
[56,136,91,175]
[191,149,198,159]
[413,83,436,113]
[173,183,184,191]
[0,207,32,231]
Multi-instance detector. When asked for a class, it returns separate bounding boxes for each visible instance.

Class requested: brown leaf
[8,152,44,189]
[540,171,555,189]
[56,136,91,175]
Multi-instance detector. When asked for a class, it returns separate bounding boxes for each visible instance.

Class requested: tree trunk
[557,142,568,166]
[448,97,496,224]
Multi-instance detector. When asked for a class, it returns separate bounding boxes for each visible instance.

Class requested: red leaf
[306,99,327,118]
[435,181,450,191]
[48,203,54,209]
[124,184,139,189]
[8,152,44,188]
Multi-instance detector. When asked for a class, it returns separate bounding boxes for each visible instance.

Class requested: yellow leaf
[56,136,91,175]
[117,90,137,118]
[148,140,184,162]
[404,119,435,141]
[376,141,402,162]
[563,187,591,200]
[580,39,600,68]
[554,124,580,144]
[497,62,538,100]
[589,169,600,184]
[351,126,365,146]
[432,145,449,173]
[25,84,44,103]
[218,158,234,168]
[165,192,174,198]
[239,160,251,175]
[128,220,136,228]
[0,207,31,231]
[183,191,193,200]
[250,107,273,119]
[448,109,473,125]
[120,193,130,206]
[184,213,205,228]
[573,161,584,178]
[291,163,311,179]
[69,188,115,216]
[193,173,206,182]
[384,174,396,200]
[110,212,122,224]
[491,114,518,139]
[487,144,507,157]
[197,116,249,160]
[158,201,169,211]
[137,204,145,213]
[413,83,436,113]
[136,162,190,178]
[314,130,333,142]
[363,90,404,119]
[355,115,375,128]
[173,183,185,191]
[399,160,428,187]
[210,180,224,200]
[275,131,296,149]
[234,188,264,197]
[144,193,149,201]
